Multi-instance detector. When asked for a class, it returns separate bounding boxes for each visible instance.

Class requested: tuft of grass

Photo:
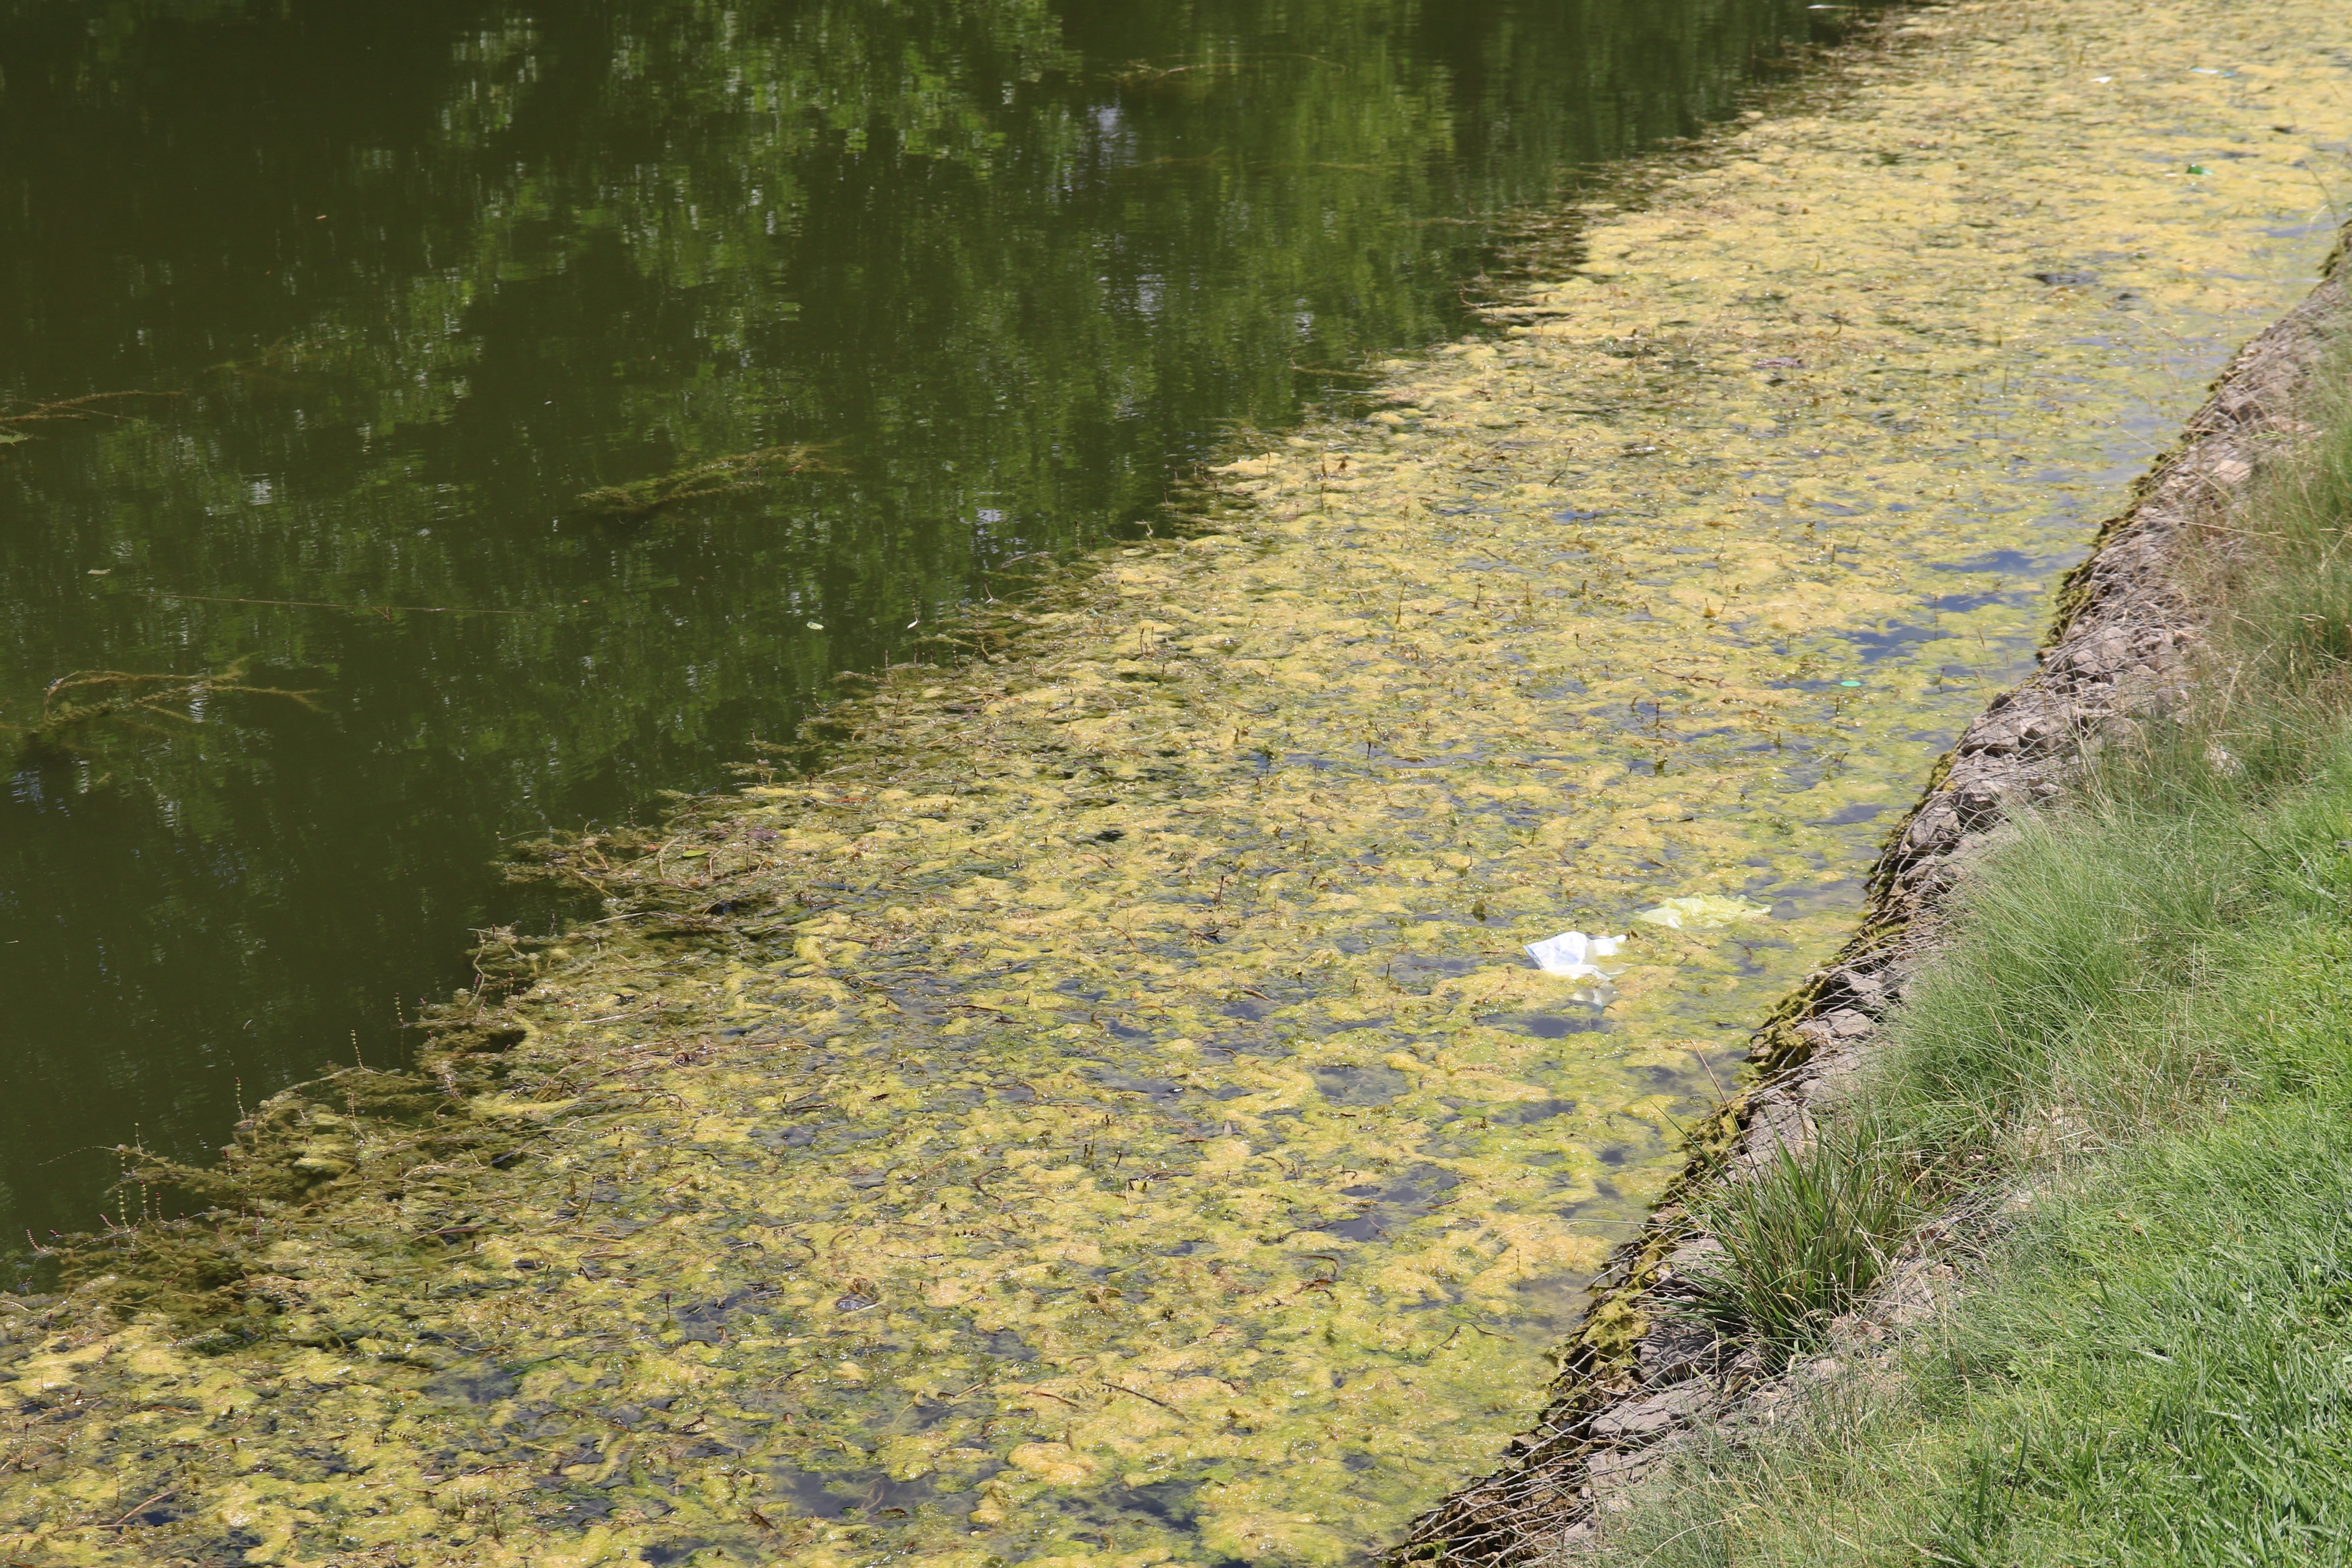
[1679,1127,1923,1370]
[1568,360,2352,1566]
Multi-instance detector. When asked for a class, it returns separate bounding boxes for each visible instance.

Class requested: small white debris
[1524,930,1624,979]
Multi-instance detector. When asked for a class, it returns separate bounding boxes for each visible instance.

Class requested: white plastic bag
[1523,930,1625,979]
[1634,894,1772,930]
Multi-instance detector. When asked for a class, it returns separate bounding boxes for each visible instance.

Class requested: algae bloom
[6,1,2350,1564]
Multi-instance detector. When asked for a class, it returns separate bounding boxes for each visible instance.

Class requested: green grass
[1575,368,2352,1566]
[1680,1125,1923,1371]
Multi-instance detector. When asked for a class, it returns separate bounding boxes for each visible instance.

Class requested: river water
[0,0,1871,1242]
[8,2,2351,1565]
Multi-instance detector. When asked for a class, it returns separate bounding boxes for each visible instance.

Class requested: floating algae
[7,1,2352,1563]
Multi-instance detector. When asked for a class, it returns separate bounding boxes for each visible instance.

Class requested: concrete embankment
[5,2,2349,1565]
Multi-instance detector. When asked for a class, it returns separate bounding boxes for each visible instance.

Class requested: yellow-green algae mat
[12,3,2352,1564]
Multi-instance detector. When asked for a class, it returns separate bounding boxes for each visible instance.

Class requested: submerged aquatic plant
[206,335,336,389]
[575,443,836,519]
[6,661,321,752]
[0,389,176,453]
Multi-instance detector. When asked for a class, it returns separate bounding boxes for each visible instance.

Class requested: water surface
[9,5,2350,1565]
[0,0,1877,1241]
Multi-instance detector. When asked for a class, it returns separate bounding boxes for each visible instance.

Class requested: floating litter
[1635,895,1773,930]
[1524,929,1624,978]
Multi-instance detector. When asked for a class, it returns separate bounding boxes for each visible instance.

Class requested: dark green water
[0,0,1873,1243]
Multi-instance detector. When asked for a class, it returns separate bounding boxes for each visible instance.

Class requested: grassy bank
[1583,361,2352,1564]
